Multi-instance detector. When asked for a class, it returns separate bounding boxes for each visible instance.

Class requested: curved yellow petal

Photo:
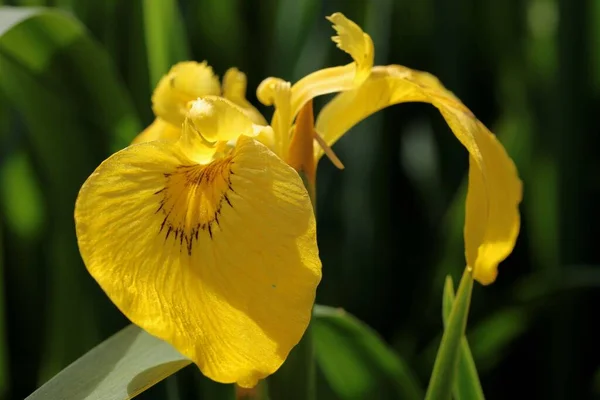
[222,67,268,126]
[152,61,221,126]
[75,136,321,387]
[315,65,522,284]
[257,77,292,157]
[180,96,273,165]
[285,12,374,119]
[186,96,256,143]
[131,118,182,145]
[315,65,452,156]
[326,12,374,85]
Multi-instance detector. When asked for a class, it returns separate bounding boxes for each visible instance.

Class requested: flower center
[155,156,234,254]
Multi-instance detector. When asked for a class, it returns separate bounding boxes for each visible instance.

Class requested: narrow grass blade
[267,324,315,400]
[443,276,485,400]
[142,0,190,87]
[425,268,474,400]
[0,219,7,398]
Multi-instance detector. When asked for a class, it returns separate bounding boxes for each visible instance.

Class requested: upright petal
[131,118,182,145]
[326,12,374,86]
[75,136,321,387]
[315,65,522,284]
[152,61,221,126]
[257,77,292,157]
[287,12,374,118]
[186,96,257,143]
[257,12,374,153]
[222,67,268,125]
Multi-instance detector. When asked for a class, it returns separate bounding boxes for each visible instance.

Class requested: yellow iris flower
[74,12,521,389]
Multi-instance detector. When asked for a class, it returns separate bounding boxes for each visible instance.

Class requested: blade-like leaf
[0,6,141,382]
[267,324,316,400]
[312,305,423,400]
[425,268,474,400]
[142,0,190,87]
[26,324,192,400]
[443,276,485,400]
[0,219,7,398]
[0,150,44,238]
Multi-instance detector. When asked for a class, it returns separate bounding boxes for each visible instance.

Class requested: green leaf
[267,324,316,400]
[26,324,192,400]
[468,307,529,373]
[312,305,423,400]
[0,150,44,239]
[0,6,141,381]
[195,374,236,400]
[0,219,7,398]
[142,0,190,87]
[443,276,485,400]
[0,7,141,150]
[425,268,474,400]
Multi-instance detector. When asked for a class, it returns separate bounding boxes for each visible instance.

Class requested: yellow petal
[186,96,256,143]
[75,136,321,387]
[315,65,452,156]
[464,125,522,284]
[315,65,522,284]
[256,77,292,157]
[152,61,221,126]
[326,12,374,85]
[131,118,182,145]
[285,12,375,119]
[180,96,273,165]
[222,67,268,125]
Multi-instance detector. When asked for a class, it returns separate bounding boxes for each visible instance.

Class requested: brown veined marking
[155,156,235,255]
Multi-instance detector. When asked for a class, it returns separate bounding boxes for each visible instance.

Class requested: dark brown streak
[155,159,236,254]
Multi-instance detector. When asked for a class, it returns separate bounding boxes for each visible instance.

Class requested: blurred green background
[1,0,599,399]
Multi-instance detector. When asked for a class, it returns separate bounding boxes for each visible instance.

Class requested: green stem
[425,268,474,400]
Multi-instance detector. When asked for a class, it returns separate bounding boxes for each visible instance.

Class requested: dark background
[1,0,599,399]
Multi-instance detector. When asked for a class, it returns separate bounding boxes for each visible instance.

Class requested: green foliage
[425,269,473,400]
[0,0,597,399]
[313,305,423,400]
[268,323,316,400]
[442,277,484,400]
[141,0,189,87]
[25,325,191,400]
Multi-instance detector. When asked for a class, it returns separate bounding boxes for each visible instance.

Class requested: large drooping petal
[152,61,221,126]
[315,65,522,284]
[131,118,182,145]
[74,136,322,387]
